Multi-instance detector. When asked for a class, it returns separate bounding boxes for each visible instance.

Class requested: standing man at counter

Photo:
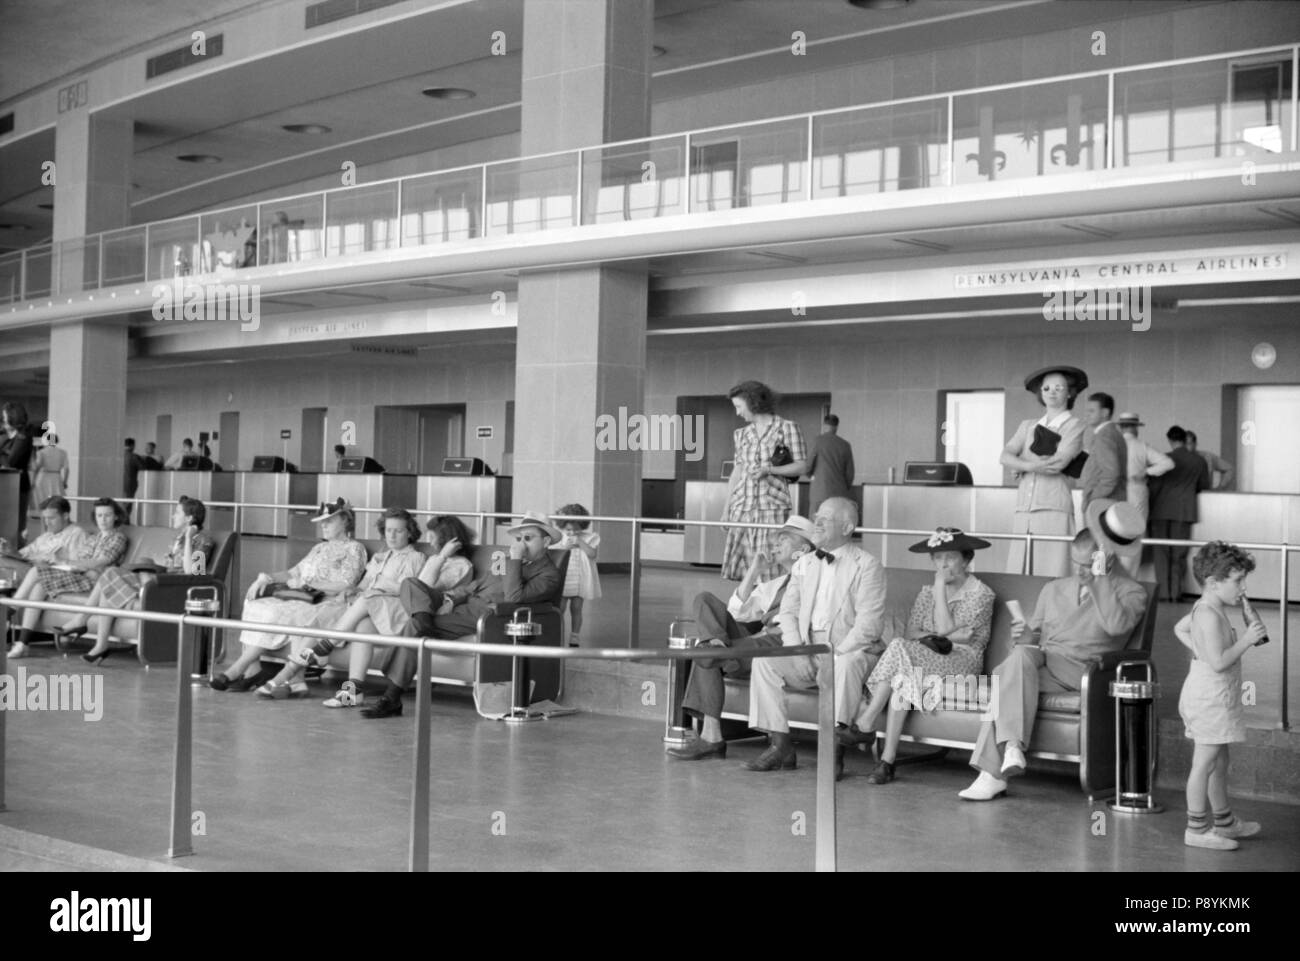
[1148,426,1211,603]
[122,438,145,522]
[333,444,347,470]
[806,414,855,513]
[142,442,163,470]
[1117,413,1172,527]
[164,438,195,470]
[1186,431,1235,491]
[1079,392,1127,516]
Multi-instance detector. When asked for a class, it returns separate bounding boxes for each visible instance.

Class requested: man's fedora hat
[507,510,562,542]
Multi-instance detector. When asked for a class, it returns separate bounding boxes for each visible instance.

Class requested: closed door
[1238,385,1300,493]
[218,411,239,470]
[300,407,326,472]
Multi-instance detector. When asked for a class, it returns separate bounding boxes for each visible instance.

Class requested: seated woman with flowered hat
[838,527,996,784]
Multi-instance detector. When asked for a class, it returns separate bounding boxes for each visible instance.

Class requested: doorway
[155,414,172,462]
[374,404,465,474]
[940,389,1006,486]
[1237,385,1300,493]
[218,411,240,471]
[300,407,327,472]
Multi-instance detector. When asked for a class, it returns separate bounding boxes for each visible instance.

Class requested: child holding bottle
[1172,540,1267,851]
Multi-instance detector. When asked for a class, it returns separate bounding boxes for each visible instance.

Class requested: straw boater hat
[1116,412,1145,427]
[310,497,352,522]
[1024,365,1089,396]
[777,515,816,546]
[507,510,561,542]
[1086,498,1144,565]
[908,527,992,554]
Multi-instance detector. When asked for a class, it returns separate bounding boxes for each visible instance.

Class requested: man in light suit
[745,497,887,772]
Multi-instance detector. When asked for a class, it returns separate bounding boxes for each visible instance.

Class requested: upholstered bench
[33,522,238,665]
[671,567,1158,798]
[251,542,566,703]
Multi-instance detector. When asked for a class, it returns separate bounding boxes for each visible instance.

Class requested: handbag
[1029,423,1087,478]
[258,581,324,604]
[916,633,953,656]
[769,423,793,468]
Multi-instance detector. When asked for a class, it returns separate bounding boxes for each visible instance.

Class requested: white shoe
[323,680,364,708]
[8,641,28,659]
[1000,744,1026,778]
[1185,829,1238,850]
[958,771,1008,801]
[1213,819,1260,840]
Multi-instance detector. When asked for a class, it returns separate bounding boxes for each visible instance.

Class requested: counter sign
[476,426,493,439]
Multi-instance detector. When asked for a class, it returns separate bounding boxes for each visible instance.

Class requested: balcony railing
[2,44,1296,305]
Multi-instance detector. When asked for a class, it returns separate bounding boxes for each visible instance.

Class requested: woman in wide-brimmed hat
[1002,365,1087,576]
[211,498,368,692]
[838,527,996,785]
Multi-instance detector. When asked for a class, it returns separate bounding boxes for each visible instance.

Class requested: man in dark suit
[1079,391,1127,515]
[667,516,815,760]
[806,414,855,512]
[1147,425,1211,602]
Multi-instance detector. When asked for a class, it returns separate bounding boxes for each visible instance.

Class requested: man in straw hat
[1116,412,1173,526]
[669,515,817,761]
[744,497,887,772]
[959,499,1148,801]
[361,510,562,719]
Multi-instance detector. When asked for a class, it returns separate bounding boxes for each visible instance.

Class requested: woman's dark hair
[555,503,591,531]
[1192,541,1255,585]
[93,496,128,527]
[1,402,29,431]
[378,507,420,544]
[1033,372,1081,410]
[178,495,206,529]
[39,495,71,514]
[334,509,356,537]
[426,515,475,556]
[727,380,776,415]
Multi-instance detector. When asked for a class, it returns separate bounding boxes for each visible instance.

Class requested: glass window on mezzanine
[6,47,1298,309]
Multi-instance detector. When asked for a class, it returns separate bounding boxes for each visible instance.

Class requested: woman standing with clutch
[29,433,69,504]
[1002,366,1087,577]
[721,381,808,582]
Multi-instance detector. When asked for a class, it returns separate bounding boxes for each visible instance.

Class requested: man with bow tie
[745,497,887,771]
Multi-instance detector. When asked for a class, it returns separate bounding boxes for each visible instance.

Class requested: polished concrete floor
[1,647,1297,872]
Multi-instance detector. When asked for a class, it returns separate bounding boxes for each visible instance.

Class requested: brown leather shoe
[835,724,874,747]
[865,760,896,785]
[667,738,727,761]
[743,735,797,771]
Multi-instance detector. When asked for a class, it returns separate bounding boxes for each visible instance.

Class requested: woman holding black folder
[1001,366,1087,576]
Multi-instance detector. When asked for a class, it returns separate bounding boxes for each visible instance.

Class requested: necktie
[815,549,835,564]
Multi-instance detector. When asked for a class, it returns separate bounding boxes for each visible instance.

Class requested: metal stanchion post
[815,648,837,872]
[664,619,697,745]
[629,521,642,648]
[1109,660,1162,814]
[169,618,195,857]
[0,597,8,812]
[503,608,543,724]
[1280,545,1290,731]
[185,586,221,684]
[409,639,432,873]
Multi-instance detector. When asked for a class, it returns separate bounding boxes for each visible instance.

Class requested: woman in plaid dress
[721,381,808,582]
[56,496,215,664]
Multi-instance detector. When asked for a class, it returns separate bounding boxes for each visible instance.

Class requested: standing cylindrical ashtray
[1108,660,1162,814]
[184,586,222,684]
[663,619,697,745]
[503,607,544,724]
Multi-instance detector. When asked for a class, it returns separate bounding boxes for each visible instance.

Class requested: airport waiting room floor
[1,645,1297,873]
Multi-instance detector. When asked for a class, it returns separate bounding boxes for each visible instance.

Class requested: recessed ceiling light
[282,123,332,135]
[422,87,476,100]
[652,45,667,57]
[847,0,912,8]
[0,223,31,230]
[177,154,221,163]
[37,203,53,210]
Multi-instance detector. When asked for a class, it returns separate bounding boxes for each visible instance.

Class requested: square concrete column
[48,111,132,505]
[514,0,652,562]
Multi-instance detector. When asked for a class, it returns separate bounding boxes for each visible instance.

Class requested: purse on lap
[257,580,324,604]
[916,634,953,655]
